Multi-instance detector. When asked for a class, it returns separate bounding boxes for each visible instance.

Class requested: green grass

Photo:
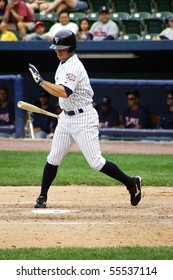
[0,151,173,186]
[0,247,173,260]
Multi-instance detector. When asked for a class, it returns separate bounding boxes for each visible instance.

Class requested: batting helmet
[50,30,76,52]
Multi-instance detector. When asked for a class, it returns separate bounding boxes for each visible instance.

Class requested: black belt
[64,108,84,116]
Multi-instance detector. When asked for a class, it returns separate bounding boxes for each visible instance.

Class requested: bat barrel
[17,100,60,119]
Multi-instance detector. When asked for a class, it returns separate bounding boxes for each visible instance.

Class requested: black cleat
[34,196,47,208]
[128,176,142,206]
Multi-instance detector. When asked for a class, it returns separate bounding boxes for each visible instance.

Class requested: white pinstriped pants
[47,105,106,171]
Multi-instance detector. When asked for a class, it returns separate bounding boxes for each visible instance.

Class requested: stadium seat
[120,33,141,40]
[34,13,57,22]
[90,0,112,12]
[87,12,99,24]
[152,11,173,21]
[141,33,159,40]
[111,0,135,13]
[130,11,151,20]
[122,19,143,35]
[144,18,165,34]
[155,0,173,13]
[110,12,130,21]
[69,12,87,23]
[134,0,155,13]
[42,21,55,32]
[34,13,56,32]
[110,12,130,36]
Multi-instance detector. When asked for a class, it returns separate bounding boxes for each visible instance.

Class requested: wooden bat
[17,101,60,119]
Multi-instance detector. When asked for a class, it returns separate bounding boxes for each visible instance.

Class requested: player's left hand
[29,63,44,85]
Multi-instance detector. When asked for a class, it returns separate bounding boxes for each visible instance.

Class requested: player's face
[59,13,70,25]
[100,104,110,113]
[127,94,138,108]
[0,0,6,9]
[39,96,49,106]
[80,20,90,31]
[0,90,8,102]
[35,25,45,35]
[166,94,173,106]
[99,12,110,23]
[168,20,173,28]
[54,49,71,61]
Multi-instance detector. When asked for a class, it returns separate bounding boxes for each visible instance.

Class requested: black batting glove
[29,63,44,85]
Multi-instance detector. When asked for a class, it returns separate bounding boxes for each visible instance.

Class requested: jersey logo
[54,36,59,44]
[66,73,76,82]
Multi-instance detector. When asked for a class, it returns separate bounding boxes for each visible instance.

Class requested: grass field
[0,151,173,186]
[0,151,173,260]
[0,247,173,260]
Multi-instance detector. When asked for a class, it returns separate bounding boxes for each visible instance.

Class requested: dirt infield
[0,138,173,154]
[0,186,173,248]
[0,139,173,248]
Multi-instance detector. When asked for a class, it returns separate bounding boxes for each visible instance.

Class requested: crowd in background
[0,1,118,41]
[96,90,173,130]
[0,86,173,138]
[2,1,173,41]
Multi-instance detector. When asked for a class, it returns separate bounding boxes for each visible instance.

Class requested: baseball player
[29,30,142,208]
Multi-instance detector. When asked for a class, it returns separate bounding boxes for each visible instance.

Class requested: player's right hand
[29,63,44,85]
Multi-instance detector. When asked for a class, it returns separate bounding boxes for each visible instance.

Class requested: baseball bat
[17,101,60,119]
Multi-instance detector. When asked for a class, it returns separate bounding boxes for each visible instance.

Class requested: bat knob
[17,101,23,108]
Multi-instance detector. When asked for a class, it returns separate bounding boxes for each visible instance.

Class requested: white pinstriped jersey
[54,54,94,110]
[48,52,106,171]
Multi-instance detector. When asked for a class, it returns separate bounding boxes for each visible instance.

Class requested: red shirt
[5,0,34,23]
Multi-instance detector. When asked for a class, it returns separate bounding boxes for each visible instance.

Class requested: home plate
[32,209,79,214]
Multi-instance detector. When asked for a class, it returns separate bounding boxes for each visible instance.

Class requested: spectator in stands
[0,0,7,23]
[153,16,173,40]
[0,29,18,40]
[32,90,58,139]
[0,86,15,137]
[45,10,78,41]
[0,0,16,40]
[157,91,173,129]
[76,17,90,41]
[0,0,34,39]
[86,6,118,41]
[22,21,47,41]
[0,0,18,41]
[27,0,88,15]
[97,97,119,128]
[119,90,150,129]
[55,101,62,115]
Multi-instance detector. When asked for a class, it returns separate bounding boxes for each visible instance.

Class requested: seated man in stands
[0,0,34,39]
[0,86,15,137]
[120,90,150,129]
[153,16,173,40]
[32,90,57,139]
[45,9,78,41]
[97,97,119,128]
[157,91,173,129]
[86,6,119,41]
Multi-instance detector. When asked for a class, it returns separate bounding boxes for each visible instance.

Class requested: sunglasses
[167,97,173,100]
[127,97,136,101]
